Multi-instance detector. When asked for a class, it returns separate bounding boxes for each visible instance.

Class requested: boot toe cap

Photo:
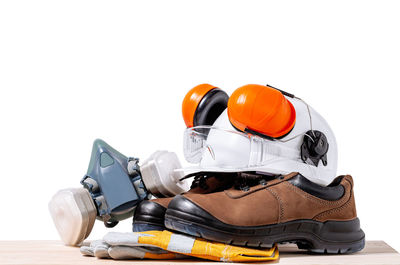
[133,200,167,231]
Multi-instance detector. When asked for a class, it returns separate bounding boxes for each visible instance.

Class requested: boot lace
[234,172,279,191]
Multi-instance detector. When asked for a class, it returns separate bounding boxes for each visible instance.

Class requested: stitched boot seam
[266,188,283,223]
[312,179,354,220]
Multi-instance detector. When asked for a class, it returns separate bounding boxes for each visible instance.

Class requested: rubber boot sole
[133,220,166,232]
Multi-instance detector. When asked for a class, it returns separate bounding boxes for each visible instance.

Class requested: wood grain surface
[0,240,399,264]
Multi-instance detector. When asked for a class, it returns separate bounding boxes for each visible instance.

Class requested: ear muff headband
[182,84,229,128]
[227,84,296,139]
[193,88,229,127]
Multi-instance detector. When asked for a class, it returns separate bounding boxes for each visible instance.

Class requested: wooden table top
[0,240,399,264]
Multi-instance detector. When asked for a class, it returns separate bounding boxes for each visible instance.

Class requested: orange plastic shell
[227,84,296,138]
[182,84,217,128]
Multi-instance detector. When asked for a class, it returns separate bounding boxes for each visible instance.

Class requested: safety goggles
[183,126,300,169]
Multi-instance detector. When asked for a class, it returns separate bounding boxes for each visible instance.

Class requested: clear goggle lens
[183,126,253,164]
[183,127,211,163]
[183,126,300,167]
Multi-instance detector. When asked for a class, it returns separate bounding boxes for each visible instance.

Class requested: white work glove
[80,232,173,260]
[80,240,110,258]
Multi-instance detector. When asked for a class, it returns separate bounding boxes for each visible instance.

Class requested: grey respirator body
[49,139,189,246]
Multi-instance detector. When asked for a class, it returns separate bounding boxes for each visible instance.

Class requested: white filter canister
[48,188,97,246]
[141,151,190,197]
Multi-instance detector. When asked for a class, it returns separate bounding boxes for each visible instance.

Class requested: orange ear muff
[182,84,229,128]
[227,84,296,138]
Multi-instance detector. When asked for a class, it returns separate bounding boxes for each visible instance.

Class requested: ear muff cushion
[228,84,296,138]
[182,84,228,127]
[193,88,229,127]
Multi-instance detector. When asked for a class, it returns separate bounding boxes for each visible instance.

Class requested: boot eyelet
[241,186,250,192]
[259,179,267,186]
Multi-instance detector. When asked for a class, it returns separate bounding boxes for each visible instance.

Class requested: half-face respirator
[49,139,189,246]
[181,84,338,186]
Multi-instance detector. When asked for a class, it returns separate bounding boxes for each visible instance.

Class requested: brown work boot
[132,172,236,232]
[165,172,365,254]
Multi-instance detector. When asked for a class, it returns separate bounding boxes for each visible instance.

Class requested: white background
[1,0,399,252]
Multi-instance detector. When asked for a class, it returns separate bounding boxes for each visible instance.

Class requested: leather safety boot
[132,172,236,232]
[165,172,365,254]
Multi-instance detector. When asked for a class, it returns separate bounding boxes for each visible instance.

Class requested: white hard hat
[183,93,338,186]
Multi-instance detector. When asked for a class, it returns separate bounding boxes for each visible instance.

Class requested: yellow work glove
[81,230,279,262]
[137,230,279,262]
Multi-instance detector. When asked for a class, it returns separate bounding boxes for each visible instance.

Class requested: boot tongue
[188,173,236,194]
[190,176,219,193]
